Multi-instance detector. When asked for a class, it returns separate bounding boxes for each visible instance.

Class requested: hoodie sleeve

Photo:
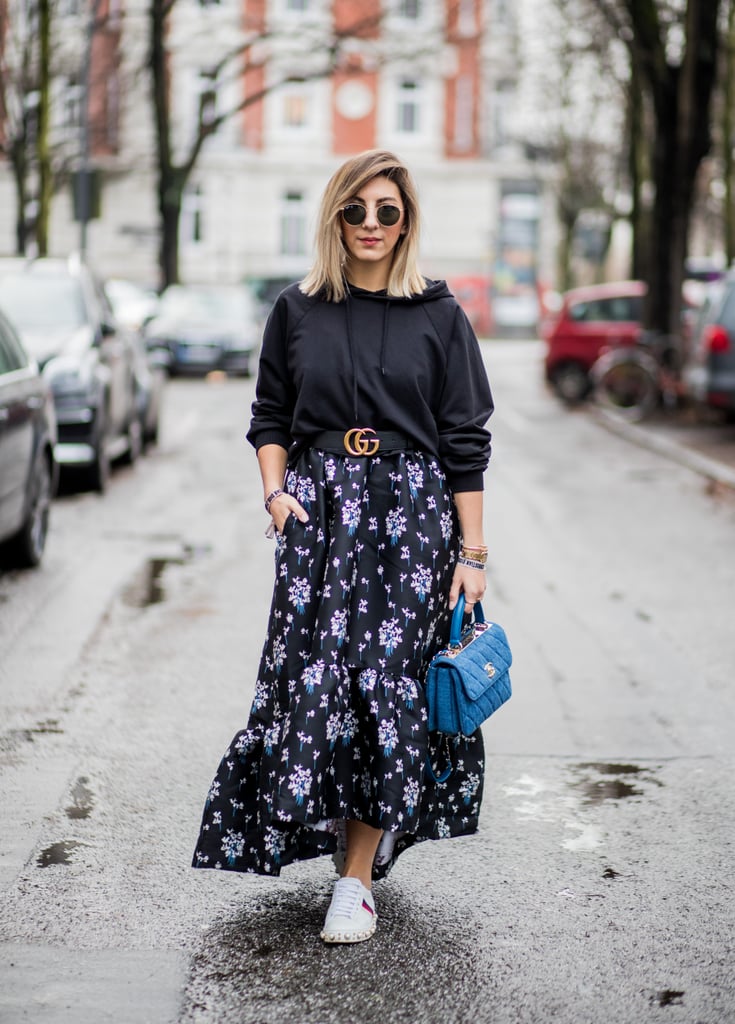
[436,305,493,491]
[246,295,296,452]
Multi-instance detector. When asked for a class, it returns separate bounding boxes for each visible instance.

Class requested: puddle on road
[121,543,212,608]
[37,840,83,867]
[567,762,662,806]
[65,776,94,820]
[652,989,685,1007]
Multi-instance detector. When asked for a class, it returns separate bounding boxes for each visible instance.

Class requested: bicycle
[590,330,686,422]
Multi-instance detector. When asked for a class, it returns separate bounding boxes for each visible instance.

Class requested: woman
[192,150,494,945]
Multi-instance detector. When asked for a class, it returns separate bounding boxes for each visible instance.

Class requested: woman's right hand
[269,493,309,534]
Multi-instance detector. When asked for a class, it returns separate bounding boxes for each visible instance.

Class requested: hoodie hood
[344,279,453,419]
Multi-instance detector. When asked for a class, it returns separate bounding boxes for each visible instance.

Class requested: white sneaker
[320,877,377,944]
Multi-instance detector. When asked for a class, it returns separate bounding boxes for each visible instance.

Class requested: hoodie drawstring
[345,292,391,423]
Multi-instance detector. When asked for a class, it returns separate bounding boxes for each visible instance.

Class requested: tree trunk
[9,136,29,255]
[628,61,649,280]
[159,184,182,289]
[627,0,721,335]
[36,0,52,256]
[723,0,735,265]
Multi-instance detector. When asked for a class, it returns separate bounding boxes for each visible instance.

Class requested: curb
[592,408,735,492]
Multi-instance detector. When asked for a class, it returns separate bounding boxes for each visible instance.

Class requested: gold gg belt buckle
[343,427,380,456]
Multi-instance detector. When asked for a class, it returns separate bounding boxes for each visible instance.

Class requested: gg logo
[343,427,380,456]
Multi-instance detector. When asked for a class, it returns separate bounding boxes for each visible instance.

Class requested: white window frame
[280,191,307,257]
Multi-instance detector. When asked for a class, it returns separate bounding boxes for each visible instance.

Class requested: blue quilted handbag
[425,594,512,736]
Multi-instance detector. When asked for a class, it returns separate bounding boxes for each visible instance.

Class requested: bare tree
[592,0,723,334]
[148,2,450,288]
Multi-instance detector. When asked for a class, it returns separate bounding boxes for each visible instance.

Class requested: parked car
[0,307,57,567]
[0,256,144,491]
[144,284,260,376]
[104,278,166,448]
[103,278,160,331]
[682,274,735,414]
[541,281,645,403]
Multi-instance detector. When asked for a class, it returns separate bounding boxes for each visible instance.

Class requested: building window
[457,0,475,35]
[396,79,421,134]
[453,74,473,152]
[285,0,310,11]
[106,73,120,149]
[280,191,306,256]
[183,184,204,244]
[64,80,84,131]
[396,0,420,18]
[283,92,308,128]
[199,0,221,5]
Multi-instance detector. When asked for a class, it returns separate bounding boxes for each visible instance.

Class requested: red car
[541,281,645,403]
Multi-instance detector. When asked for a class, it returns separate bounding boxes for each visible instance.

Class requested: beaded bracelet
[264,488,284,514]
[458,555,486,570]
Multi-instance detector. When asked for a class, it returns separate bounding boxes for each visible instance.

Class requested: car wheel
[6,449,53,568]
[550,362,591,404]
[87,408,111,493]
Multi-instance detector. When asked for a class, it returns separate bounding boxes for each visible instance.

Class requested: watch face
[335,81,374,120]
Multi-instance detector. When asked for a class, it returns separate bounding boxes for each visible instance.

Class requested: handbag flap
[454,622,512,701]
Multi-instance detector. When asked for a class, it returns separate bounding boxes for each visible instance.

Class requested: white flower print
[326,713,341,747]
[436,818,451,839]
[206,780,220,805]
[403,778,420,814]
[379,617,403,656]
[340,709,359,744]
[385,508,407,545]
[288,577,311,614]
[459,772,481,805]
[264,722,280,755]
[342,499,361,535]
[396,676,419,708]
[221,829,245,866]
[263,826,286,862]
[406,462,424,498]
[325,458,336,481]
[295,476,317,507]
[288,765,312,805]
[330,609,348,646]
[303,660,325,694]
[378,718,399,756]
[410,564,433,602]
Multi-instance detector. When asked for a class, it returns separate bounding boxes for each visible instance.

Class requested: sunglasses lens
[342,205,366,225]
[377,205,401,226]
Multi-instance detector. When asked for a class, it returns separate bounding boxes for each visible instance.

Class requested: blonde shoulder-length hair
[300,150,425,302]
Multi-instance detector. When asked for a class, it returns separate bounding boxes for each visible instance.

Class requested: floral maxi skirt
[192,447,485,879]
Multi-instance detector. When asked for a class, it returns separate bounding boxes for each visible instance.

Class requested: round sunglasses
[341,203,403,227]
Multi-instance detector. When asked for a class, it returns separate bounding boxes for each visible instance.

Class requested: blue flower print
[378,718,399,755]
[378,617,403,656]
[410,564,433,602]
[288,577,311,614]
[287,765,312,805]
[386,508,407,545]
[342,499,361,535]
[221,829,245,866]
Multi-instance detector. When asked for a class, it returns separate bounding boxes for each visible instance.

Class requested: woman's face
[340,175,406,279]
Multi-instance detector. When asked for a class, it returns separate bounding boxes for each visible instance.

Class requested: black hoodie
[247,280,493,491]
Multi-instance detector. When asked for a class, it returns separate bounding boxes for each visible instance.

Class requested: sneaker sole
[320,920,377,944]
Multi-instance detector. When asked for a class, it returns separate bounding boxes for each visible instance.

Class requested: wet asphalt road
[1,342,734,1024]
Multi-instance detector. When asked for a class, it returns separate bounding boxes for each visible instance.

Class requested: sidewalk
[592,405,735,491]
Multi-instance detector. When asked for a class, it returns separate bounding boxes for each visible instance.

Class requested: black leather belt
[311,429,410,457]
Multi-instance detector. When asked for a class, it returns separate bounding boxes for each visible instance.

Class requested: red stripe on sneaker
[362,900,374,915]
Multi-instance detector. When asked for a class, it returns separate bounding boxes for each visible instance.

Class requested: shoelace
[330,879,367,919]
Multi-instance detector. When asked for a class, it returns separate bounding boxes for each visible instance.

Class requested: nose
[362,205,379,229]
